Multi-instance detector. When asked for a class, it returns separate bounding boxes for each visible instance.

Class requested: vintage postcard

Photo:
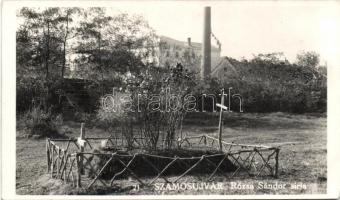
[1,0,340,199]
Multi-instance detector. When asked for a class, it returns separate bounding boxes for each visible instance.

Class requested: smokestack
[187,37,191,46]
[201,6,211,80]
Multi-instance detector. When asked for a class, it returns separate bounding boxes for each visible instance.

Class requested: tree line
[17,7,158,113]
[17,7,327,115]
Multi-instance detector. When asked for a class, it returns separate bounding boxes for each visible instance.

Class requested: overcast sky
[106,1,340,66]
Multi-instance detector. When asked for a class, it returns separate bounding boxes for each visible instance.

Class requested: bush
[16,77,45,113]
[96,90,134,149]
[95,63,197,150]
[21,107,63,138]
[219,56,327,113]
[126,63,196,149]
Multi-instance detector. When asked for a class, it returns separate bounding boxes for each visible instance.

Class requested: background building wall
[157,36,221,74]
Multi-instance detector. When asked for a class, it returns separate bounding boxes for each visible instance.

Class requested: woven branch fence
[46,133,280,190]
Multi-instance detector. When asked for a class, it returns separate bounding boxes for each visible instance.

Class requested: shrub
[126,63,196,149]
[21,106,63,138]
[96,90,134,149]
[219,55,327,113]
[96,63,197,150]
[16,77,45,113]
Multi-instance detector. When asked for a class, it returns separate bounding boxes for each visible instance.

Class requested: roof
[211,57,239,78]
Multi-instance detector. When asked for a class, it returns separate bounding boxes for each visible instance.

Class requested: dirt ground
[16,112,327,195]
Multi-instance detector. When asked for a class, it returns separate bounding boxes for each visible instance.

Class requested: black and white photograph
[1,0,340,198]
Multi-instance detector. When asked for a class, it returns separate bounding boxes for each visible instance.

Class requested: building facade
[157,36,222,73]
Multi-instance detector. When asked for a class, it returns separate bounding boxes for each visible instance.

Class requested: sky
[106,1,340,67]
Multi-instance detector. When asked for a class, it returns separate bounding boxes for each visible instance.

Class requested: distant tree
[74,8,158,94]
[251,52,289,65]
[17,7,81,111]
[296,51,320,68]
[218,52,327,113]
[58,8,81,77]
[74,8,113,95]
[17,7,159,112]
[18,7,81,77]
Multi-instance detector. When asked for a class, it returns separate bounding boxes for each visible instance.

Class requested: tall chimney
[187,37,191,46]
[201,6,211,80]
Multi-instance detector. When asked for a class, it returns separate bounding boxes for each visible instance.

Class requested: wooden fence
[46,131,280,190]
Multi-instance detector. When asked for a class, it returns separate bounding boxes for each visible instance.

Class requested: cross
[216,89,228,151]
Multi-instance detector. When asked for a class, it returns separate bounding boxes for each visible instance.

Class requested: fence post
[50,144,54,178]
[63,151,67,183]
[218,89,225,151]
[79,122,85,175]
[76,153,81,188]
[56,148,60,178]
[275,148,280,178]
[46,138,50,173]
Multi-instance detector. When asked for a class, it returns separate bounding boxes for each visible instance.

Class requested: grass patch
[16,112,327,195]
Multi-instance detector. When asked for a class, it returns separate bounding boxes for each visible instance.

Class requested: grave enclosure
[45,90,280,191]
[45,123,280,190]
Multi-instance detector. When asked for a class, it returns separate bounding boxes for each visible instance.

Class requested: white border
[2,0,340,199]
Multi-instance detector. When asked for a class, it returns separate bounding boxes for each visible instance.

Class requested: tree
[18,8,81,78]
[58,8,81,77]
[17,7,80,111]
[74,8,158,95]
[17,7,159,112]
[296,51,320,68]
